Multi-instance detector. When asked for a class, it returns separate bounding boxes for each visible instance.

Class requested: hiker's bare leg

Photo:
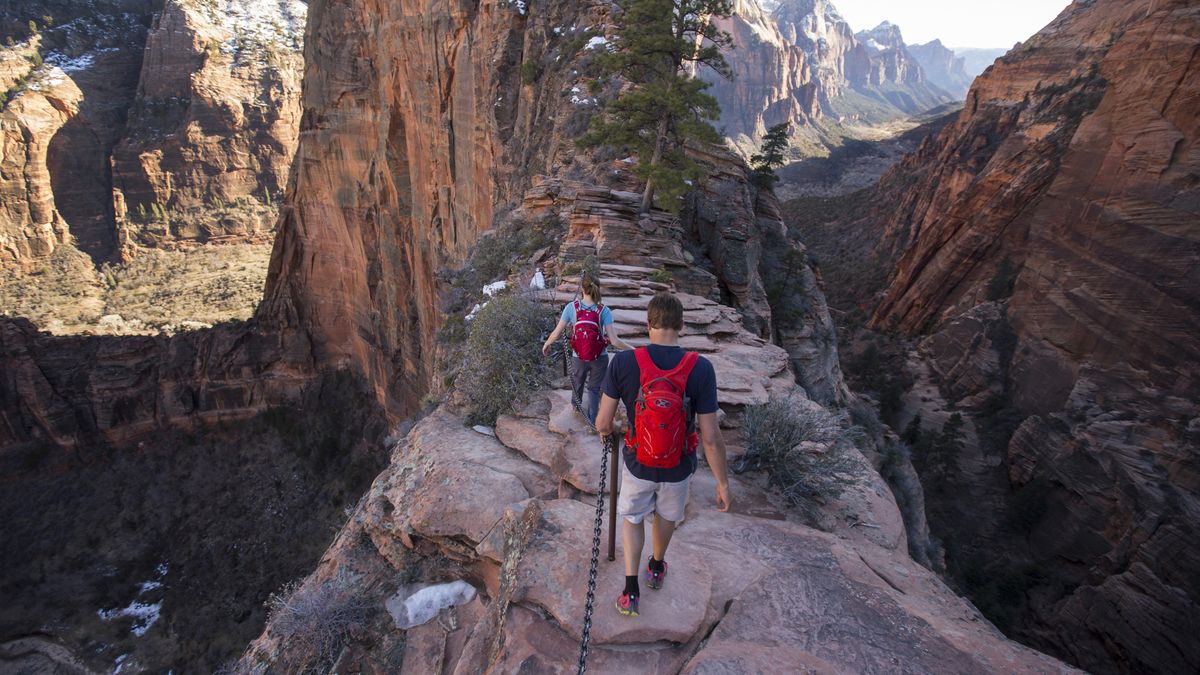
[623,518,645,576]
[651,513,676,561]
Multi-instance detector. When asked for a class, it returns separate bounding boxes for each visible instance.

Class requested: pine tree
[580,0,735,213]
[929,413,964,483]
[749,122,790,188]
[902,413,923,446]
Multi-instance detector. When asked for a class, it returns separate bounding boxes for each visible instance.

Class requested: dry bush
[263,574,370,672]
[458,292,557,426]
[735,398,859,522]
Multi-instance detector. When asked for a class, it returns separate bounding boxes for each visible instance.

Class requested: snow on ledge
[387,581,478,629]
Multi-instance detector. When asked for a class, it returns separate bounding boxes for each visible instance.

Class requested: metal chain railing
[576,433,614,675]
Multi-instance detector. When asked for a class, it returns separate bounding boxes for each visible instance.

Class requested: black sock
[624,575,639,597]
[648,557,665,573]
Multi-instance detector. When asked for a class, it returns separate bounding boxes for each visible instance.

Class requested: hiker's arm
[698,412,732,512]
[605,323,632,351]
[596,394,620,436]
[542,319,568,356]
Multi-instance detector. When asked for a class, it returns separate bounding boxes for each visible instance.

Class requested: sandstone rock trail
[243,182,1077,674]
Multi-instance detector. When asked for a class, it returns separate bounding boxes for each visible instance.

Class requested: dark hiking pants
[571,353,609,425]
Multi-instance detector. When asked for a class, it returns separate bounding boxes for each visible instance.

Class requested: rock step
[559,276,672,293]
[494,391,605,495]
[477,499,714,647]
[599,262,662,275]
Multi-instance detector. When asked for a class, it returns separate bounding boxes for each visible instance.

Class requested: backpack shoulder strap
[633,346,656,379]
[665,351,699,390]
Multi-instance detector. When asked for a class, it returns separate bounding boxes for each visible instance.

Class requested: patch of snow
[49,53,87,72]
[112,653,130,674]
[98,600,162,637]
[386,581,478,629]
[204,0,308,54]
[569,85,594,105]
[585,36,610,51]
[482,280,508,297]
[553,26,565,35]
[530,270,546,290]
[472,425,496,436]
[514,0,527,14]
[466,303,485,321]
[135,562,168,595]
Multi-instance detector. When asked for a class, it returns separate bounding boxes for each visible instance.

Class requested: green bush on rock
[459,293,556,426]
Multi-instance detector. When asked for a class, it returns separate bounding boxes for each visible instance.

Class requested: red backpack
[569,300,609,362]
[625,347,700,469]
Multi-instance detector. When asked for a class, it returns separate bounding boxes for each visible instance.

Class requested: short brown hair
[647,292,684,330]
[581,273,602,304]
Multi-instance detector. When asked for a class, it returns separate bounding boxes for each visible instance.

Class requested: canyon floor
[0,242,272,335]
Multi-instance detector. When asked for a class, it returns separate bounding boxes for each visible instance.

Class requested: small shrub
[419,392,442,412]
[649,268,673,285]
[436,313,468,345]
[734,399,859,522]
[878,440,911,484]
[520,60,542,85]
[458,293,556,425]
[264,574,370,671]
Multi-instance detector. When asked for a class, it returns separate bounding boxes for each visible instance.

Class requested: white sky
[834,0,1073,48]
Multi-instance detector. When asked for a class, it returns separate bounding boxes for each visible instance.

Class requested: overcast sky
[834,0,1073,48]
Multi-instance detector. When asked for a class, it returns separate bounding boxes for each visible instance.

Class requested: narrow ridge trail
[241,181,1077,674]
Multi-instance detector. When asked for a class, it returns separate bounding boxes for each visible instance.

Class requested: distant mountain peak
[857,21,906,51]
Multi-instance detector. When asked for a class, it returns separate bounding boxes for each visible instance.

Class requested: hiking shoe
[615,592,639,617]
[644,557,668,590]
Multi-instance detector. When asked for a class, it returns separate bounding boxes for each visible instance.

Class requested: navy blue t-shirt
[601,344,719,483]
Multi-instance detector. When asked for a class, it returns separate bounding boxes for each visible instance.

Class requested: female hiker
[542,272,631,424]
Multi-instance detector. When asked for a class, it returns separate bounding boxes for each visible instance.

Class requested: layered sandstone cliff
[0,0,155,267]
[710,0,955,158]
[861,1,1200,672]
[0,37,78,265]
[112,0,305,248]
[0,0,305,271]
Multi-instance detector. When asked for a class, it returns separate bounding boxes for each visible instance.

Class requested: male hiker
[542,273,630,424]
[595,291,732,617]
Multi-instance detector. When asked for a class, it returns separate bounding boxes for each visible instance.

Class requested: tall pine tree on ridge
[580,0,735,213]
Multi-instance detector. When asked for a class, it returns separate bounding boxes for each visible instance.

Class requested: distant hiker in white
[542,272,631,424]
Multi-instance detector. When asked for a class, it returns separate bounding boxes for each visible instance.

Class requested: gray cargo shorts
[616,461,693,524]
